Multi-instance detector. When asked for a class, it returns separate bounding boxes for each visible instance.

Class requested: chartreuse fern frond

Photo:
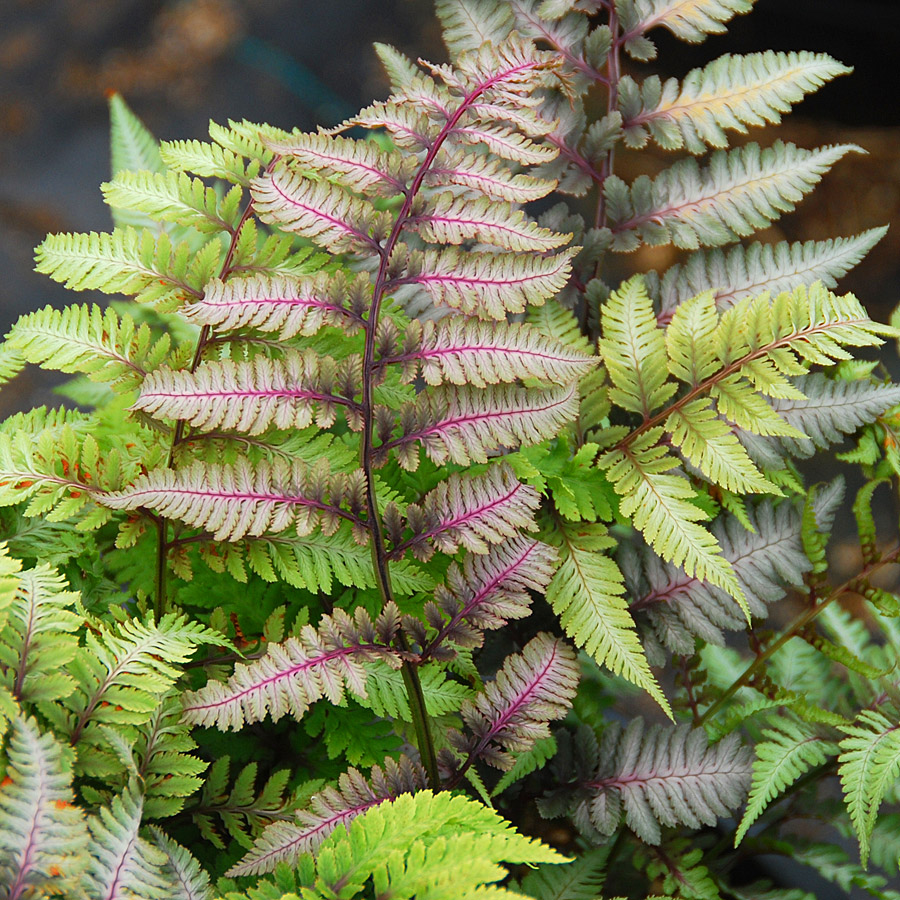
[0,716,88,898]
[838,707,900,867]
[735,716,838,846]
[620,52,850,153]
[544,520,670,716]
[605,142,858,252]
[5,302,172,392]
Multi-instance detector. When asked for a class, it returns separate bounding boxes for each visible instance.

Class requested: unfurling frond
[385,383,579,469]
[6,303,171,392]
[736,716,837,846]
[0,565,80,705]
[134,351,362,436]
[451,633,579,771]
[252,165,387,254]
[392,464,540,561]
[102,458,367,542]
[34,227,207,306]
[545,521,670,716]
[183,271,366,339]
[181,607,402,730]
[400,246,577,319]
[228,755,425,876]
[554,720,751,844]
[386,318,597,388]
[838,708,900,867]
[425,536,557,652]
[620,52,850,153]
[657,229,888,315]
[605,142,858,251]
[0,716,87,897]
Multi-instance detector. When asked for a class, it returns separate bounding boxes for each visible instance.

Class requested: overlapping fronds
[605,142,857,251]
[515,845,612,900]
[6,303,171,392]
[384,318,596,388]
[183,271,366,339]
[401,246,577,319]
[838,708,900,867]
[545,521,669,715]
[148,828,214,900]
[555,720,752,844]
[228,755,425,876]
[384,383,579,469]
[34,227,211,306]
[103,458,367,542]
[0,564,80,705]
[657,229,887,315]
[427,149,557,201]
[735,716,838,846]
[296,790,565,900]
[181,606,402,730]
[389,464,540,561]
[102,170,242,235]
[423,536,556,653]
[620,53,850,153]
[0,716,87,898]
[134,351,363,436]
[450,633,579,772]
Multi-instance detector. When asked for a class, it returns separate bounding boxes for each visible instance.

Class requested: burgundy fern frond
[388,464,541,561]
[422,537,558,655]
[182,606,403,730]
[448,633,579,777]
[227,754,426,877]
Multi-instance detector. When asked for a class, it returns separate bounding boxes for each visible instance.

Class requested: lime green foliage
[0,0,898,896]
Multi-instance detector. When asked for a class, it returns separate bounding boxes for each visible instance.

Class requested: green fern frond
[109,93,164,178]
[102,170,242,235]
[435,0,515,55]
[7,303,171,392]
[527,302,595,356]
[735,716,838,846]
[621,53,850,153]
[838,707,900,866]
[544,520,670,716]
[657,231,888,316]
[606,142,859,251]
[147,827,214,900]
[0,344,26,387]
[516,845,611,900]
[0,716,88,897]
[160,138,259,185]
[360,660,473,721]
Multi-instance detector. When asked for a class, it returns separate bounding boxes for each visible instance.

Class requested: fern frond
[838,708,900,866]
[620,0,754,45]
[425,536,556,652]
[527,302,596,356]
[134,351,362,436]
[34,227,207,306]
[103,458,367,542]
[565,719,752,844]
[621,53,850,153]
[181,607,402,730]
[0,716,87,897]
[183,271,366,339]
[83,784,172,899]
[228,755,426,877]
[606,142,858,251]
[392,464,540,561]
[516,845,611,900]
[147,827,214,900]
[109,92,163,177]
[545,521,669,715]
[451,633,579,771]
[598,276,676,415]
[735,716,838,846]
[388,319,596,388]
[435,0,515,56]
[412,192,571,252]
[252,165,387,254]
[160,138,258,186]
[385,383,579,470]
[401,246,577,319]
[361,660,473,721]
[0,564,80,705]
[427,150,556,201]
[7,303,170,392]
[658,230,888,316]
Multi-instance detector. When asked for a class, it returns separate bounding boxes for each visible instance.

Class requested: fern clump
[0,0,898,896]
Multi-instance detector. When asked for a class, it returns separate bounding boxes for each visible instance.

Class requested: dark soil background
[0,2,898,894]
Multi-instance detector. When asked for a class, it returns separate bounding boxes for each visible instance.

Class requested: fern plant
[0,1,899,897]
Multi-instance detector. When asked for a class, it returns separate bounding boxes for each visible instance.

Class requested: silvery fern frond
[0,716,87,898]
[618,0,753,51]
